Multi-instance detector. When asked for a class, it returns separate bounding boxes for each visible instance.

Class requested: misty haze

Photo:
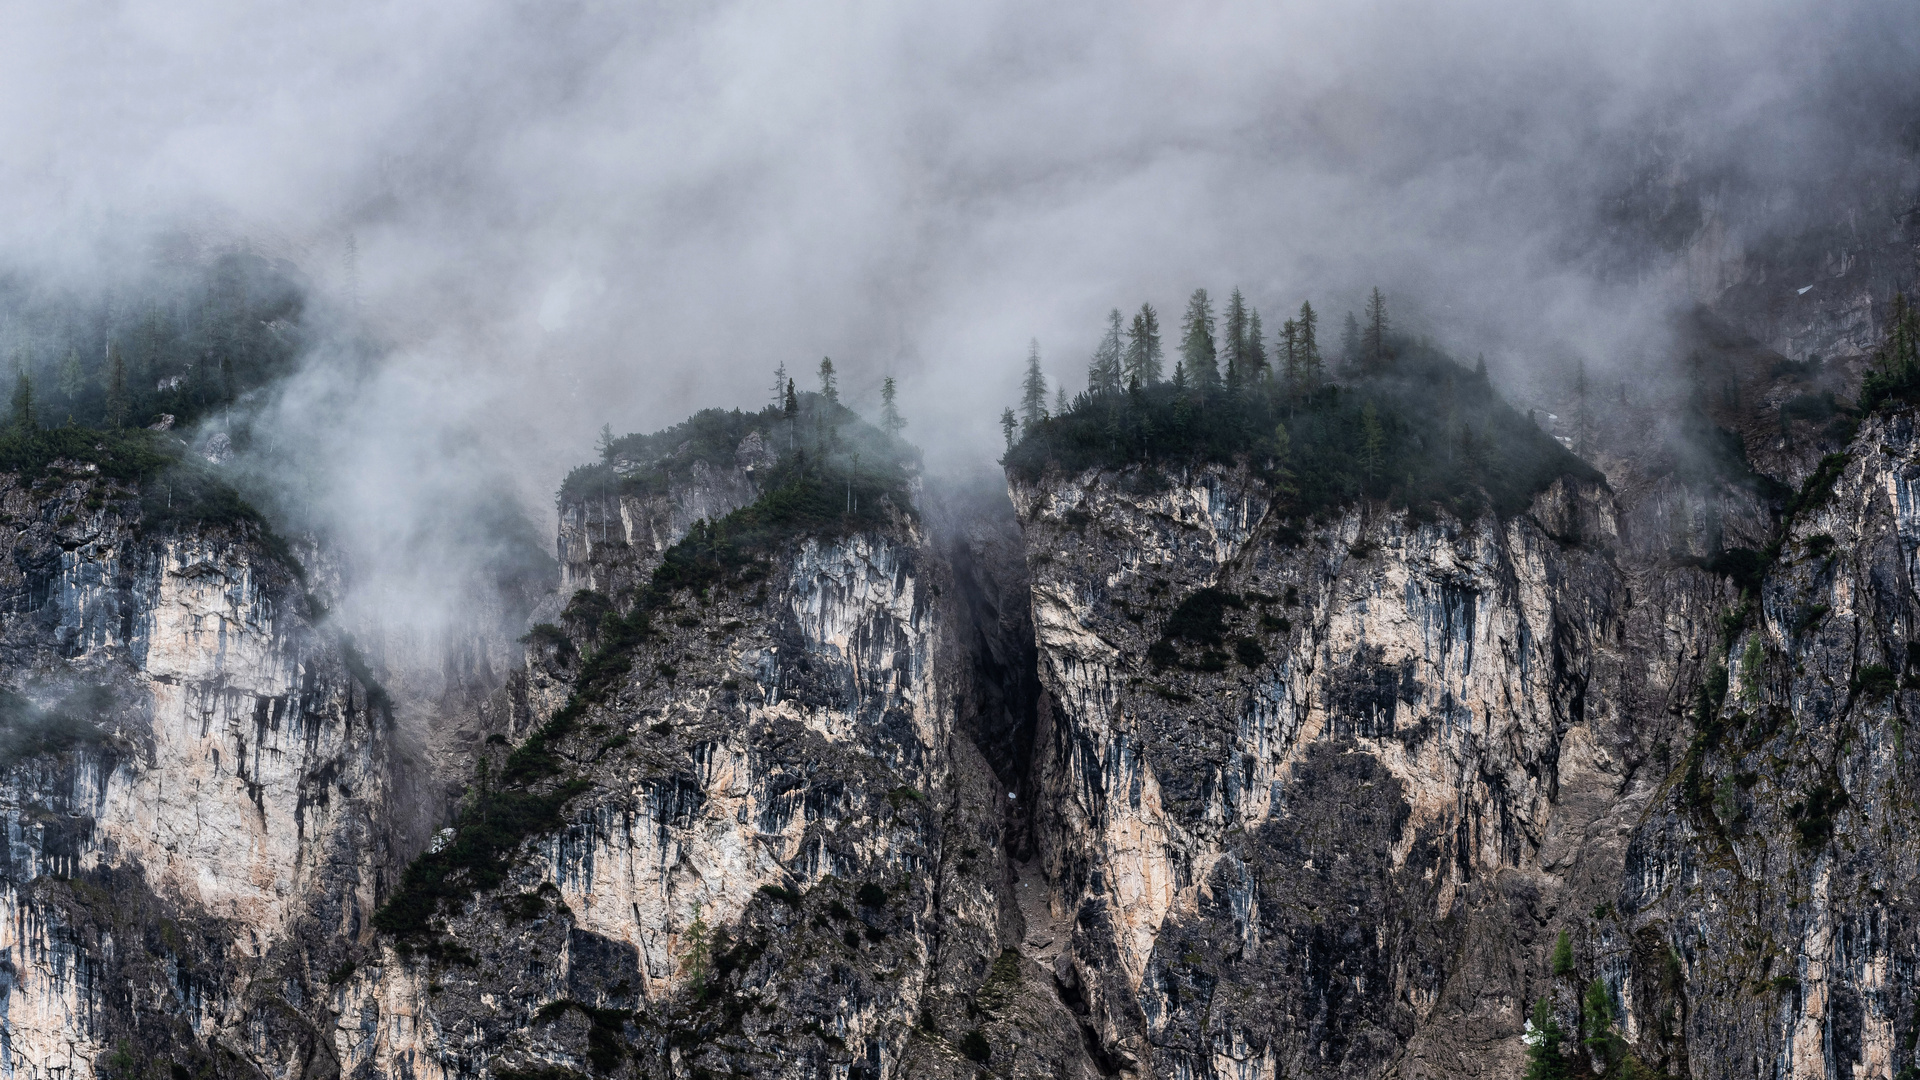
[0,1,1916,1077]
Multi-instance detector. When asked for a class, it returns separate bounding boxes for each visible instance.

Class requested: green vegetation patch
[1856,293,1920,414]
[1006,342,1597,522]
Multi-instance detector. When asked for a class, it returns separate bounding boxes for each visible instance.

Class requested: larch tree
[1180,289,1217,391]
[1000,407,1018,450]
[1089,309,1124,394]
[58,347,83,401]
[1246,309,1268,381]
[1281,318,1300,388]
[770,362,789,410]
[10,368,33,433]
[1223,287,1249,390]
[1297,302,1322,385]
[880,376,906,436]
[818,357,838,404]
[106,340,128,429]
[1125,303,1164,386]
[1362,288,1390,371]
[1020,339,1049,432]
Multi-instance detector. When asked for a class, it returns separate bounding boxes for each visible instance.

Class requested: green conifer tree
[1523,999,1575,1080]
[1000,407,1017,450]
[1551,929,1574,975]
[1362,288,1390,372]
[106,341,129,429]
[1360,400,1385,483]
[1125,304,1164,386]
[1246,309,1267,380]
[1281,318,1300,388]
[1223,287,1249,390]
[1180,289,1218,390]
[1581,978,1626,1072]
[1297,301,1322,384]
[58,347,83,402]
[1020,340,1049,432]
[9,367,33,433]
[683,904,711,996]
[818,357,838,404]
[1090,309,1124,394]
[1342,311,1362,367]
[770,361,789,409]
[880,376,906,436]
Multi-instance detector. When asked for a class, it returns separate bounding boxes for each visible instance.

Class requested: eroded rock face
[332,462,1100,1080]
[1006,463,1649,1077]
[0,466,399,1080]
[20,388,1920,1080]
[1621,410,1920,1080]
[997,394,1920,1078]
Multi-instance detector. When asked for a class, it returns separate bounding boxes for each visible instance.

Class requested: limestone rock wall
[0,466,399,1080]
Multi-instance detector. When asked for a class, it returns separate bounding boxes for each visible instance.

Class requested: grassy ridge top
[1007,341,1598,522]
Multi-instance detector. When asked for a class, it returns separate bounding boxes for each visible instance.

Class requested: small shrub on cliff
[1852,664,1897,702]
[1857,292,1920,413]
[1522,999,1575,1080]
[1550,930,1574,976]
[1581,978,1629,1070]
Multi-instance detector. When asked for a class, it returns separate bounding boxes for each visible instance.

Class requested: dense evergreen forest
[1004,288,1599,522]
[0,245,306,435]
[0,245,311,525]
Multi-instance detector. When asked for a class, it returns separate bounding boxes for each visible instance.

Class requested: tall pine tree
[1125,303,1164,386]
[1297,302,1322,385]
[818,357,838,404]
[106,340,128,429]
[880,376,906,436]
[1020,340,1049,432]
[1089,309,1124,394]
[1222,288,1249,390]
[1281,318,1300,389]
[1362,288,1390,372]
[10,367,34,433]
[1246,309,1267,381]
[1180,289,1217,391]
[770,362,789,410]
[1342,311,1362,367]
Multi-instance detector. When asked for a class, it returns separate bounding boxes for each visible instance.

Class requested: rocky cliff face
[320,441,1113,1080]
[0,462,400,1080]
[17,313,1920,1080]
[988,362,1920,1078]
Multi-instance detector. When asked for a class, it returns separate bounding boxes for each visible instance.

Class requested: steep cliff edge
[349,405,1101,1080]
[0,456,401,1080]
[999,314,1920,1077]
[1005,459,1652,1077]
